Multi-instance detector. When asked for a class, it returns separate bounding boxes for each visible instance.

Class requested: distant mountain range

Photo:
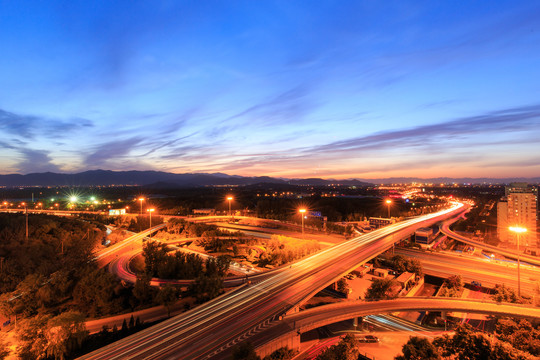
[0,170,538,187]
[0,170,370,187]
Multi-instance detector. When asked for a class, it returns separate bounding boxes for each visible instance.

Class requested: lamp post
[147,208,155,235]
[386,199,392,218]
[227,196,233,220]
[138,198,145,216]
[299,208,306,239]
[21,202,28,240]
[509,226,527,297]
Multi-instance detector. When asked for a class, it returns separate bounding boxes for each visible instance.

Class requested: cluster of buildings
[497,183,538,248]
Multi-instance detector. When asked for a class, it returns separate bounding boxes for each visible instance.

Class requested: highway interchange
[5,203,540,359]
[79,202,526,360]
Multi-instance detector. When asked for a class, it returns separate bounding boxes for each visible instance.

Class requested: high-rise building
[497,199,508,242]
[498,183,537,246]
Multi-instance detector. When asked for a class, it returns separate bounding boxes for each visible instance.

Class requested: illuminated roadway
[79,203,467,360]
[94,224,166,267]
[441,222,540,267]
[246,297,540,351]
[395,248,540,294]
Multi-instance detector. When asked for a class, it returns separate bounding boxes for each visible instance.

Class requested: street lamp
[21,202,28,240]
[299,208,306,239]
[509,226,527,297]
[138,198,145,216]
[385,199,392,218]
[227,196,233,219]
[147,208,155,233]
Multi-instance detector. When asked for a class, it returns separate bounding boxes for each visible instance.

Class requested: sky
[1,1,540,180]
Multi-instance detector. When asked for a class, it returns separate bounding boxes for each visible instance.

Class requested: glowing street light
[227,196,233,219]
[299,208,307,239]
[147,208,155,234]
[509,226,527,297]
[21,202,28,240]
[138,198,145,216]
[386,199,392,218]
[69,196,78,203]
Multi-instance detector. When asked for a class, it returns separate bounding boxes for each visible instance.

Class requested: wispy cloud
[308,104,540,154]
[223,85,314,127]
[15,149,61,174]
[84,137,145,168]
[0,109,93,139]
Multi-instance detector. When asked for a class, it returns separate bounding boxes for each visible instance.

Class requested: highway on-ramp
[395,248,540,294]
[441,222,540,267]
[247,297,540,351]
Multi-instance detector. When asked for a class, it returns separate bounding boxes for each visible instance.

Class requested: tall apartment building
[497,183,537,246]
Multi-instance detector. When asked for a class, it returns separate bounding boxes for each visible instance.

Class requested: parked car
[356,334,379,343]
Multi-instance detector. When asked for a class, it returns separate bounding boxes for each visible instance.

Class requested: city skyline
[2,1,540,179]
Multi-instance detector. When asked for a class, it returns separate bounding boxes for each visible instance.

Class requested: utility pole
[23,203,28,240]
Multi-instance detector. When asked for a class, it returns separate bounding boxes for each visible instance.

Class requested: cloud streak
[308,104,540,154]
[0,109,93,140]
[15,149,61,174]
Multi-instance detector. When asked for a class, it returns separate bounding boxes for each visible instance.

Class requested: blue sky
[1,0,540,179]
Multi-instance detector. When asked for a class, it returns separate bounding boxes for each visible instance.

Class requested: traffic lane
[396,248,538,293]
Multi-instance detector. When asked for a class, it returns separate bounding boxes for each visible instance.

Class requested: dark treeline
[0,213,103,294]
[396,322,539,359]
[0,213,186,359]
[2,183,462,223]
[141,239,230,303]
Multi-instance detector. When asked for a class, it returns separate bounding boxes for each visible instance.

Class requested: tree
[316,334,359,360]
[216,255,231,276]
[132,274,157,307]
[231,341,260,360]
[10,273,47,317]
[155,285,178,317]
[188,274,223,303]
[433,324,491,360]
[433,323,536,359]
[0,332,10,360]
[15,314,50,360]
[142,240,168,277]
[395,336,441,360]
[496,318,540,356]
[262,347,295,360]
[407,259,423,277]
[444,275,463,292]
[337,278,349,293]
[72,269,124,316]
[391,255,408,273]
[365,278,398,300]
[492,285,526,304]
[44,311,88,360]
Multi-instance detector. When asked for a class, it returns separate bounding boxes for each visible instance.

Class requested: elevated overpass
[94,223,166,267]
[251,297,540,356]
[441,222,540,267]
